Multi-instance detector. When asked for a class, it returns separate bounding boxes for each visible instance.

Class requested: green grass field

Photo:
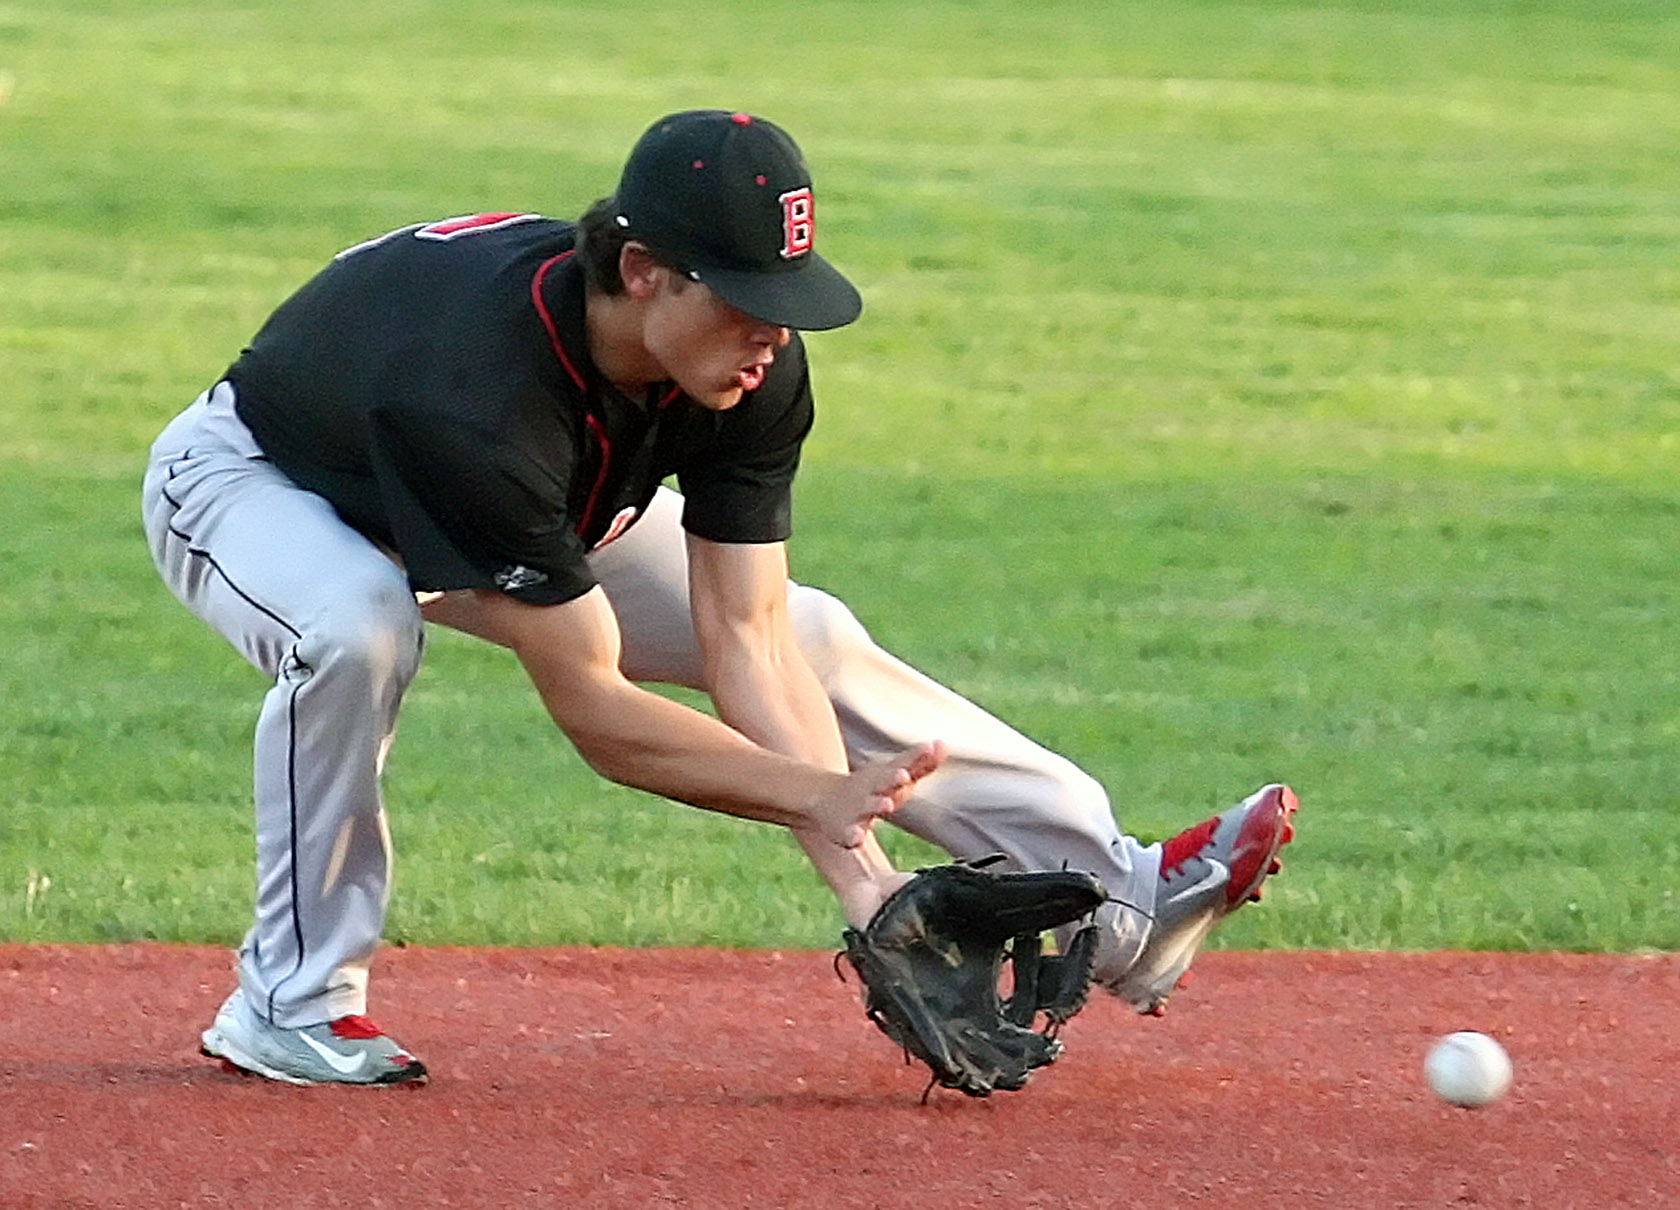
[3,0,1676,953]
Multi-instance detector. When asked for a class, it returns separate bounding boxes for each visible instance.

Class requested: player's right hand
[820,741,947,849]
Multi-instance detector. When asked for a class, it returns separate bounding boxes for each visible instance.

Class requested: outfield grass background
[2,0,1675,952]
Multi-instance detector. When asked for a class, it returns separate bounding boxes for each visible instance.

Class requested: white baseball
[1424,1031,1513,1107]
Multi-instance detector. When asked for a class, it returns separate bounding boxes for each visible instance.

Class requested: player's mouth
[735,363,767,392]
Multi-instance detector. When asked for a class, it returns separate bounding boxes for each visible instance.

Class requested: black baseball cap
[612,109,863,331]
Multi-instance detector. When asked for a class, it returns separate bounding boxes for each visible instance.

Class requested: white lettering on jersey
[414,212,544,241]
[333,213,544,261]
[333,223,425,260]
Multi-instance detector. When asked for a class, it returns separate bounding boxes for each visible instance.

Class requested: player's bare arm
[686,534,927,926]
[419,586,944,851]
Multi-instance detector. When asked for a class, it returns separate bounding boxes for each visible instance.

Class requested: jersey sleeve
[675,337,814,545]
[366,403,597,606]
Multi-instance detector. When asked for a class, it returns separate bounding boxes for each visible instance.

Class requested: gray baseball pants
[142,382,1155,1028]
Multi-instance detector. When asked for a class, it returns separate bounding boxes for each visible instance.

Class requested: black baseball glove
[840,857,1107,1098]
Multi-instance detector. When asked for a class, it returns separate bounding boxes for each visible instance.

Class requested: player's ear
[618,242,666,301]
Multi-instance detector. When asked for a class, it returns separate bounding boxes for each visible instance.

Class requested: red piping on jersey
[579,414,612,540]
[530,252,586,391]
[530,250,613,540]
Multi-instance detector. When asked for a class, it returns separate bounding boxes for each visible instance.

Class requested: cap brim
[692,253,863,331]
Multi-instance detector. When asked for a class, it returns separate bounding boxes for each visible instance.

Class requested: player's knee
[297,586,424,689]
[1052,765,1116,834]
[788,586,874,677]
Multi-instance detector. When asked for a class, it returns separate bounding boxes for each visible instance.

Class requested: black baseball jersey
[225,212,814,606]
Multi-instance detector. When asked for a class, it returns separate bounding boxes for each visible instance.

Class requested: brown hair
[575,196,632,295]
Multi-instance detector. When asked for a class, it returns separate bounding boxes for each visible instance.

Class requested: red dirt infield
[1,945,1675,1208]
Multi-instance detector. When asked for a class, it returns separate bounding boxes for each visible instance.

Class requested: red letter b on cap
[779,188,814,259]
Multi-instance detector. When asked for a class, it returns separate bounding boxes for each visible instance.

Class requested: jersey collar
[532,246,686,411]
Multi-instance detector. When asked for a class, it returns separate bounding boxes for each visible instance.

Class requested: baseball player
[141,109,1297,1087]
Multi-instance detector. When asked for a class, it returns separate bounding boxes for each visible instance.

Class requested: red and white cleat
[1107,784,1299,1016]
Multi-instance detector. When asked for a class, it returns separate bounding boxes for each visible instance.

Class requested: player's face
[643,272,791,410]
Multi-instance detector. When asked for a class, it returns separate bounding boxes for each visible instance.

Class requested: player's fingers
[830,745,944,847]
[904,739,947,781]
[875,740,945,807]
[870,773,912,812]
[837,817,875,850]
